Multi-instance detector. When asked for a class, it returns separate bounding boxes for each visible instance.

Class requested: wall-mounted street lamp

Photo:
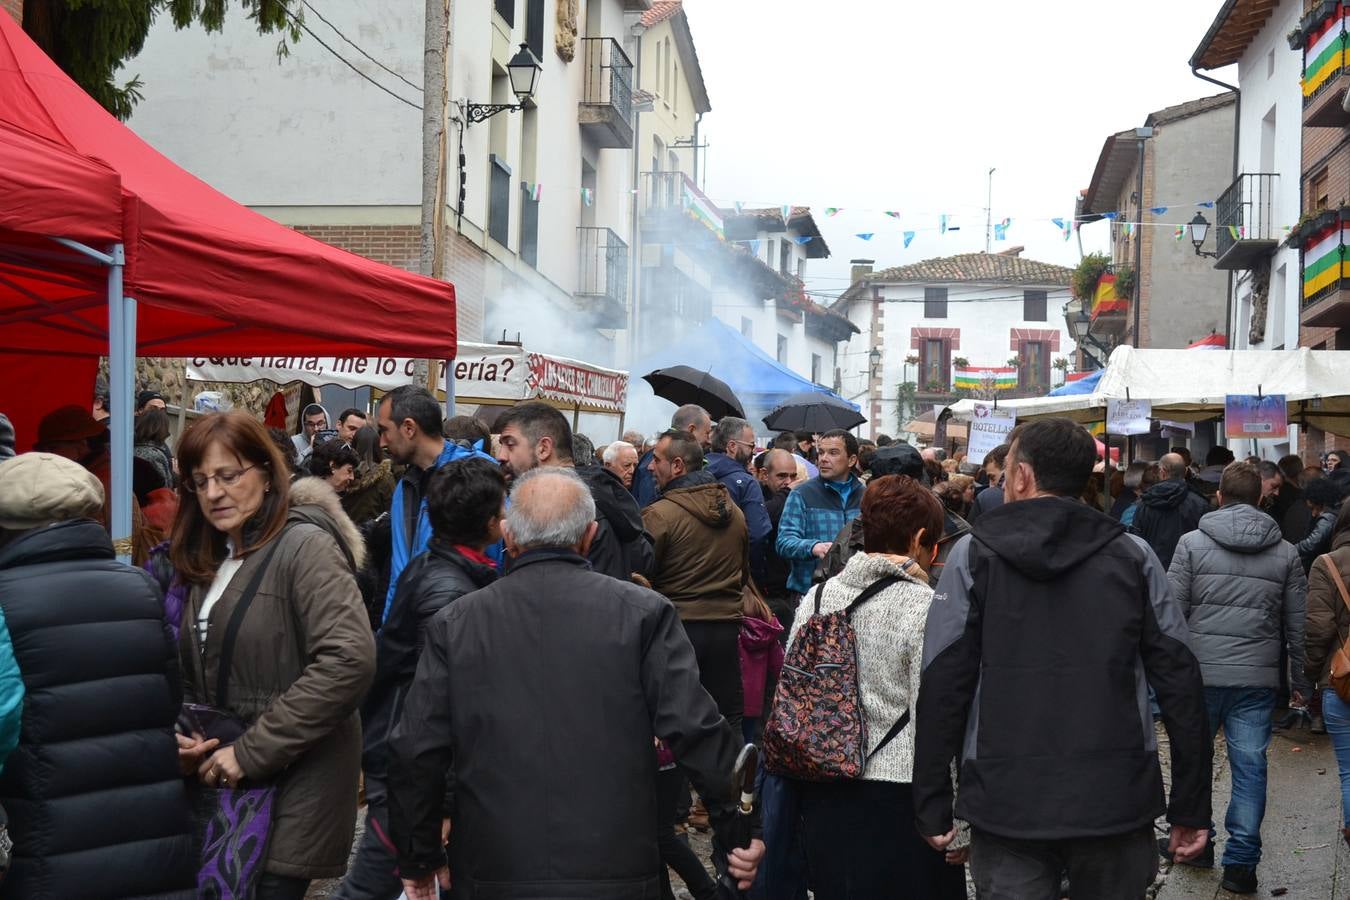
[1189,212,1218,259]
[462,44,543,125]
[869,346,882,379]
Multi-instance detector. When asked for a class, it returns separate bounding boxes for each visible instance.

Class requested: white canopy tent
[947,346,1350,434]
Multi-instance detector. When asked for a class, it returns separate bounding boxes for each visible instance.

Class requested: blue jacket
[704,452,771,583]
[633,450,658,508]
[775,475,864,594]
[386,439,497,622]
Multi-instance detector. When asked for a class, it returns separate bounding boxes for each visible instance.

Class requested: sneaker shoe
[1221,864,1257,895]
[1156,837,1214,868]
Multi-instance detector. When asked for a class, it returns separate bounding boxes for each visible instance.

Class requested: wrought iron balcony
[1302,2,1350,127]
[579,38,634,149]
[576,226,629,329]
[1214,173,1280,270]
[1299,208,1350,328]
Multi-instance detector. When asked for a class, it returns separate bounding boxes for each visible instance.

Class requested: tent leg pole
[107,244,134,563]
[444,359,455,418]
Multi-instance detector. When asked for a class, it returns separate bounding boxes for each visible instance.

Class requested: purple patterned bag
[195,783,278,899]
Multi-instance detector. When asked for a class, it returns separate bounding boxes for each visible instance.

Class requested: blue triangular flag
[903,231,915,248]
[855,233,875,241]
[1150,206,1168,215]
[940,214,949,234]
[1197,201,1215,209]
[1102,211,1119,220]
[792,235,813,245]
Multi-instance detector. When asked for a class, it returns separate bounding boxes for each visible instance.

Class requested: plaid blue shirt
[775,475,864,594]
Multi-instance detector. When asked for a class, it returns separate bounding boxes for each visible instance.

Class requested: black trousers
[681,620,744,732]
[255,873,311,900]
[969,826,1158,900]
[657,767,717,900]
[798,779,966,900]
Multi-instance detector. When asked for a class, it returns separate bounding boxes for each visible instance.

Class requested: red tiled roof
[839,251,1073,303]
[641,1,682,27]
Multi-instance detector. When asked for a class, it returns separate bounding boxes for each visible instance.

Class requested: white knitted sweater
[786,552,933,784]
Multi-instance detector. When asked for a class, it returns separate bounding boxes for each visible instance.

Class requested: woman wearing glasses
[172,411,375,900]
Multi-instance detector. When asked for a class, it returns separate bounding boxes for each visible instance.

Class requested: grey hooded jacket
[1167,503,1308,690]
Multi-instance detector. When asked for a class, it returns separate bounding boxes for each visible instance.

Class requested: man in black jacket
[0,453,195,898]
[388,467,762,900]
[337,458,504,900]
[914,418,1211,899]
[496,402,653,580]
[1134,453,1211,570]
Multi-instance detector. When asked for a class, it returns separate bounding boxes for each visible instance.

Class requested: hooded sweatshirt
[1167,503,1307,690]
[913,496,1211,843]
[1132,478,1210,571]
[642,469,749,621]
[574,464,654,581]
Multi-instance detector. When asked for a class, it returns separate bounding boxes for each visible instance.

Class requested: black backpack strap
[812,580,827,615]
[843,574,903,617]
[865,709,911,763]
[213,534,287,708]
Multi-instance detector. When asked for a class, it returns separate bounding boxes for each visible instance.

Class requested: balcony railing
[1214,173,1280,270]
[1299,208,1350,328]
[577,226,629,328]
[579,38,634,149]
[641,171,725,240]
[1302,3,1350,126]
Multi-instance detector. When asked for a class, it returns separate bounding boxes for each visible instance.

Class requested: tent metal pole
[107,244,134,563]
[444,358,456,418]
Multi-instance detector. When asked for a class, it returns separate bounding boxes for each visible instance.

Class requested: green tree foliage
[24,0,300,121]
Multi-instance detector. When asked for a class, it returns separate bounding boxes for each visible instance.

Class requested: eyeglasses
[182,465,258,493]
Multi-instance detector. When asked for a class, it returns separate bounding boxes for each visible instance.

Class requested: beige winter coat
[179,477,376,879]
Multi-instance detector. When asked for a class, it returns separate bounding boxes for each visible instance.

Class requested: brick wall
[3,0,21,23]
[292,223,486,344]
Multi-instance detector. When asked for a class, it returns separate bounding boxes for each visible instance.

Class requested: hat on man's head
[136,390,164,410]
[36,405,105,446]
[0,453,104,530]
[869,443,928,484]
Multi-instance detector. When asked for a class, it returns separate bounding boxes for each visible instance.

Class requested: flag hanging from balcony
[1091,272,1127,319]
[954,366,1018,392]
[580,188,593,207]
[683,182,724,240]
[1304,12,1348,97]
[903,231,915,248]
[1302,222,1350,300]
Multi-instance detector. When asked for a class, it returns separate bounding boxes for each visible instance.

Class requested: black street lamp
[1190,212,1218,259]
[463,44,543,125]
[868,346,882,379]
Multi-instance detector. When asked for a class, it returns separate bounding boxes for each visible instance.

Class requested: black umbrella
[643,366,746,420]
[713,744,758,899]
[762,390,865,433]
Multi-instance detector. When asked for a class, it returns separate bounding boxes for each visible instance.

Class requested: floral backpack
[762,573,908,781]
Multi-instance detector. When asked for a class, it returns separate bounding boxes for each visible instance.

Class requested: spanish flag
[1091,272,1128,318]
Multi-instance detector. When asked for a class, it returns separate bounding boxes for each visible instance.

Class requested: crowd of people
[2,387,1350,898]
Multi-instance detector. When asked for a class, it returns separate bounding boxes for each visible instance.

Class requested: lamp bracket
[465,102,522,126]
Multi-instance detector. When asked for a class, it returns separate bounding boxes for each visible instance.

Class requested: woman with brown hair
[787,475,967,899]
[172,411,375,900]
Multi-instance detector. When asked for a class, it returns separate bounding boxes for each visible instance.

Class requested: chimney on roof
[850,259,875,283]
[996,245,1025,258]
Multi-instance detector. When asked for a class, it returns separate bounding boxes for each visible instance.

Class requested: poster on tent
[1224,394,1288,440]
[1106,399,1152,436]
[966,402,1017,466]
[186,345,526,401]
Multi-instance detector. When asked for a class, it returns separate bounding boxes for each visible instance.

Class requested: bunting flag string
[884,211,901,219]
[1174,225,1186,241]
[780,204,792,223]
[733,201,745,214]
[791,235,814,245]
[825,207,842,217]
[903,231,916,248]
[993,217,1011,241]
[1150,206,1169,215]
[939,214,949,234]
[855,233,874,241]
[1051,217,1072,241]
[526,182,543,202]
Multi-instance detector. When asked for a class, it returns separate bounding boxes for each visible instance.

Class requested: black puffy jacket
[362,540,497,793]
[0,520,195,899]
[1132,479,1211,571]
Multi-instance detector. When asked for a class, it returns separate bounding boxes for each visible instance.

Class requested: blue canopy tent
[1048,369,1103,397]
[632,318,857,429]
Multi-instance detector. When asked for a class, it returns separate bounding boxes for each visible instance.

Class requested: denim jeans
[1205,686,1277,867]
[1322,688,1350,827]
[747,771,808,900]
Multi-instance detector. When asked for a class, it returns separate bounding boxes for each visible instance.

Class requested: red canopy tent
[0,13,457,552]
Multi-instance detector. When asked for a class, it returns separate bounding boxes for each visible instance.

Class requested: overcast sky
[683,0,1238,302]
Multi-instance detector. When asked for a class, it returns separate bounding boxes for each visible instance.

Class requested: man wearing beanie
[0,453,195,898]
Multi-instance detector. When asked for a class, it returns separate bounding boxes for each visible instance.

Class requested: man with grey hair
[603,440,639,490]
[707,417,771,583]
[388,467,763,899]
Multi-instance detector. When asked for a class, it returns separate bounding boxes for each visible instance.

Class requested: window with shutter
[924,287,948,319]
[1023,290,1047,321]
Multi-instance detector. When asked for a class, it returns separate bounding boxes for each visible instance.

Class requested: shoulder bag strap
[812,580,827,616]
[1320,556,1350,654]
[865,708,911,763]
[213,532,288,708]
[844,574,903,617]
